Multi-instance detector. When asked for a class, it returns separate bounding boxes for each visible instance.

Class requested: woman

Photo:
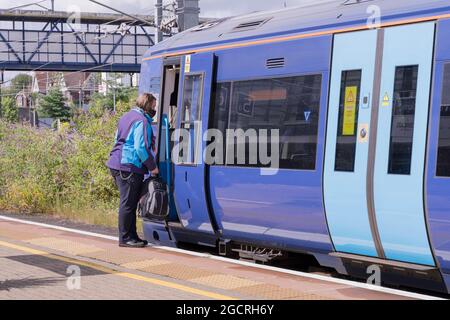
[107,93,159,248]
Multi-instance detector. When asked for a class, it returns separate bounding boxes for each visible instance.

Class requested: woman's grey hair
[136,93,156,110]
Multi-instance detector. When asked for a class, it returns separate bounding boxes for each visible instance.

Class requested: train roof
[144,0,450,59]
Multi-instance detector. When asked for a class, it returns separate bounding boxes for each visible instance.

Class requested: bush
[0,97,133,227]
[1,96,18,123]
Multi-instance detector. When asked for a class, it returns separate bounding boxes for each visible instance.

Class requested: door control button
[360,128,368,139]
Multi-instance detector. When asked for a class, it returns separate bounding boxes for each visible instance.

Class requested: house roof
[33,72,92,93]
[33,71,60,93]
[63,73,91,91]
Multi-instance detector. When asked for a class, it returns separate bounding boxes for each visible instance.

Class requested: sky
[1,0,323,18]
[0,0,326,81]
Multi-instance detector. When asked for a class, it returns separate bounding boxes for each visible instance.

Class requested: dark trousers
[111,169,144,244]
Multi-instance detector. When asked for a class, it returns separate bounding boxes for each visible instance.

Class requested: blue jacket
[107,108,156,175]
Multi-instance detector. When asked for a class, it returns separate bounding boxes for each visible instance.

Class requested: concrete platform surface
[0,216,433,300]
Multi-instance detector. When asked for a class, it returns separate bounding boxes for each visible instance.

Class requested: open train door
[172,53,217,237]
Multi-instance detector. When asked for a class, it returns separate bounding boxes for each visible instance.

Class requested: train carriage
[138,0,450,293]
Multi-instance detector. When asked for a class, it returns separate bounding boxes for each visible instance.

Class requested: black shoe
[119,240,146,248]
[136,238,149,246]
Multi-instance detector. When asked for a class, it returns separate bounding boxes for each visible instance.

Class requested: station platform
[0,215,439,300]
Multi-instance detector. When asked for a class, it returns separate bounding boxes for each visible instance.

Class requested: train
[138,0,450,294]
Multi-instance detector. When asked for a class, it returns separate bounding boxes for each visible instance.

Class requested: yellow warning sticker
[382,92,390,107]
[343,86,358,136]
[184,55,191,73]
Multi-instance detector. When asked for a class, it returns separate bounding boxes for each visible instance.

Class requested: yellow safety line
[143,12,450,61]
[0,240,236,300]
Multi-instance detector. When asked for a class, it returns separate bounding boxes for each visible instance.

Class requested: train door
[325,23,436,266]
[373,23,435,266]
[159,62,180,221]
[324,29,379,257]
[172,53,217,234]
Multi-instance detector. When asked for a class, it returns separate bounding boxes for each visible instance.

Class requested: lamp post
[155,0,163,43]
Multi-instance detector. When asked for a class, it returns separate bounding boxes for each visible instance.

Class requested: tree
[10,74,32,94]
[88,87,137,118]
[38,88,71,121]
[1,96,18,123]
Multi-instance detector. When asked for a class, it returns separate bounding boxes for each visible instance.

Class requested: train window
[179,73,204,165]
[388,65,419,175]
[334,70,362,172]
[226,74,322,170]
[436,64,450,177]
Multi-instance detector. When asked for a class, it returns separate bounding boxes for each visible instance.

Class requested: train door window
[387,65,419,175]
[226,74,322,170]
[179,73,204,164]
[334,70,362,172]
[209,82,231,165]
[437,63,450,177]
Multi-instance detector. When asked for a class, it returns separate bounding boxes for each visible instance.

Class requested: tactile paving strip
[121,259,171,270]
[26,237,102,255]
[189,274,262,290]
[235,283,332,300]
[141,263,218,280]
[83,249,151,265]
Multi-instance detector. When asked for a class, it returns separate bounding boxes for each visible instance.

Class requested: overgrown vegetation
[0,88,138,228]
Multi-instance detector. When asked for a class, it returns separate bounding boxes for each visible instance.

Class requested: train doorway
[159,61,181,221]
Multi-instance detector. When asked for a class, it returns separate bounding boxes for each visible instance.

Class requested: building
[15,89,38,126]
[31,71,96,108]
[98,73,139,95]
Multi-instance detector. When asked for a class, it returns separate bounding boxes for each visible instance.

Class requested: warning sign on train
[184,55,191,73]
[382,92,390,107]
[343,86,358,136]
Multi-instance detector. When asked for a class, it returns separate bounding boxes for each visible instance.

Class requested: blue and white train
[138,0,450,293]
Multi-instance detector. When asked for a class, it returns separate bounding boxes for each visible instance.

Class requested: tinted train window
[225,74,322,170]
[179,74,203,164]
[437,64,450,177]
[210,82,231,136]
[208,82,231,165]
[335,70,362,172]
[388,65,418,175]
